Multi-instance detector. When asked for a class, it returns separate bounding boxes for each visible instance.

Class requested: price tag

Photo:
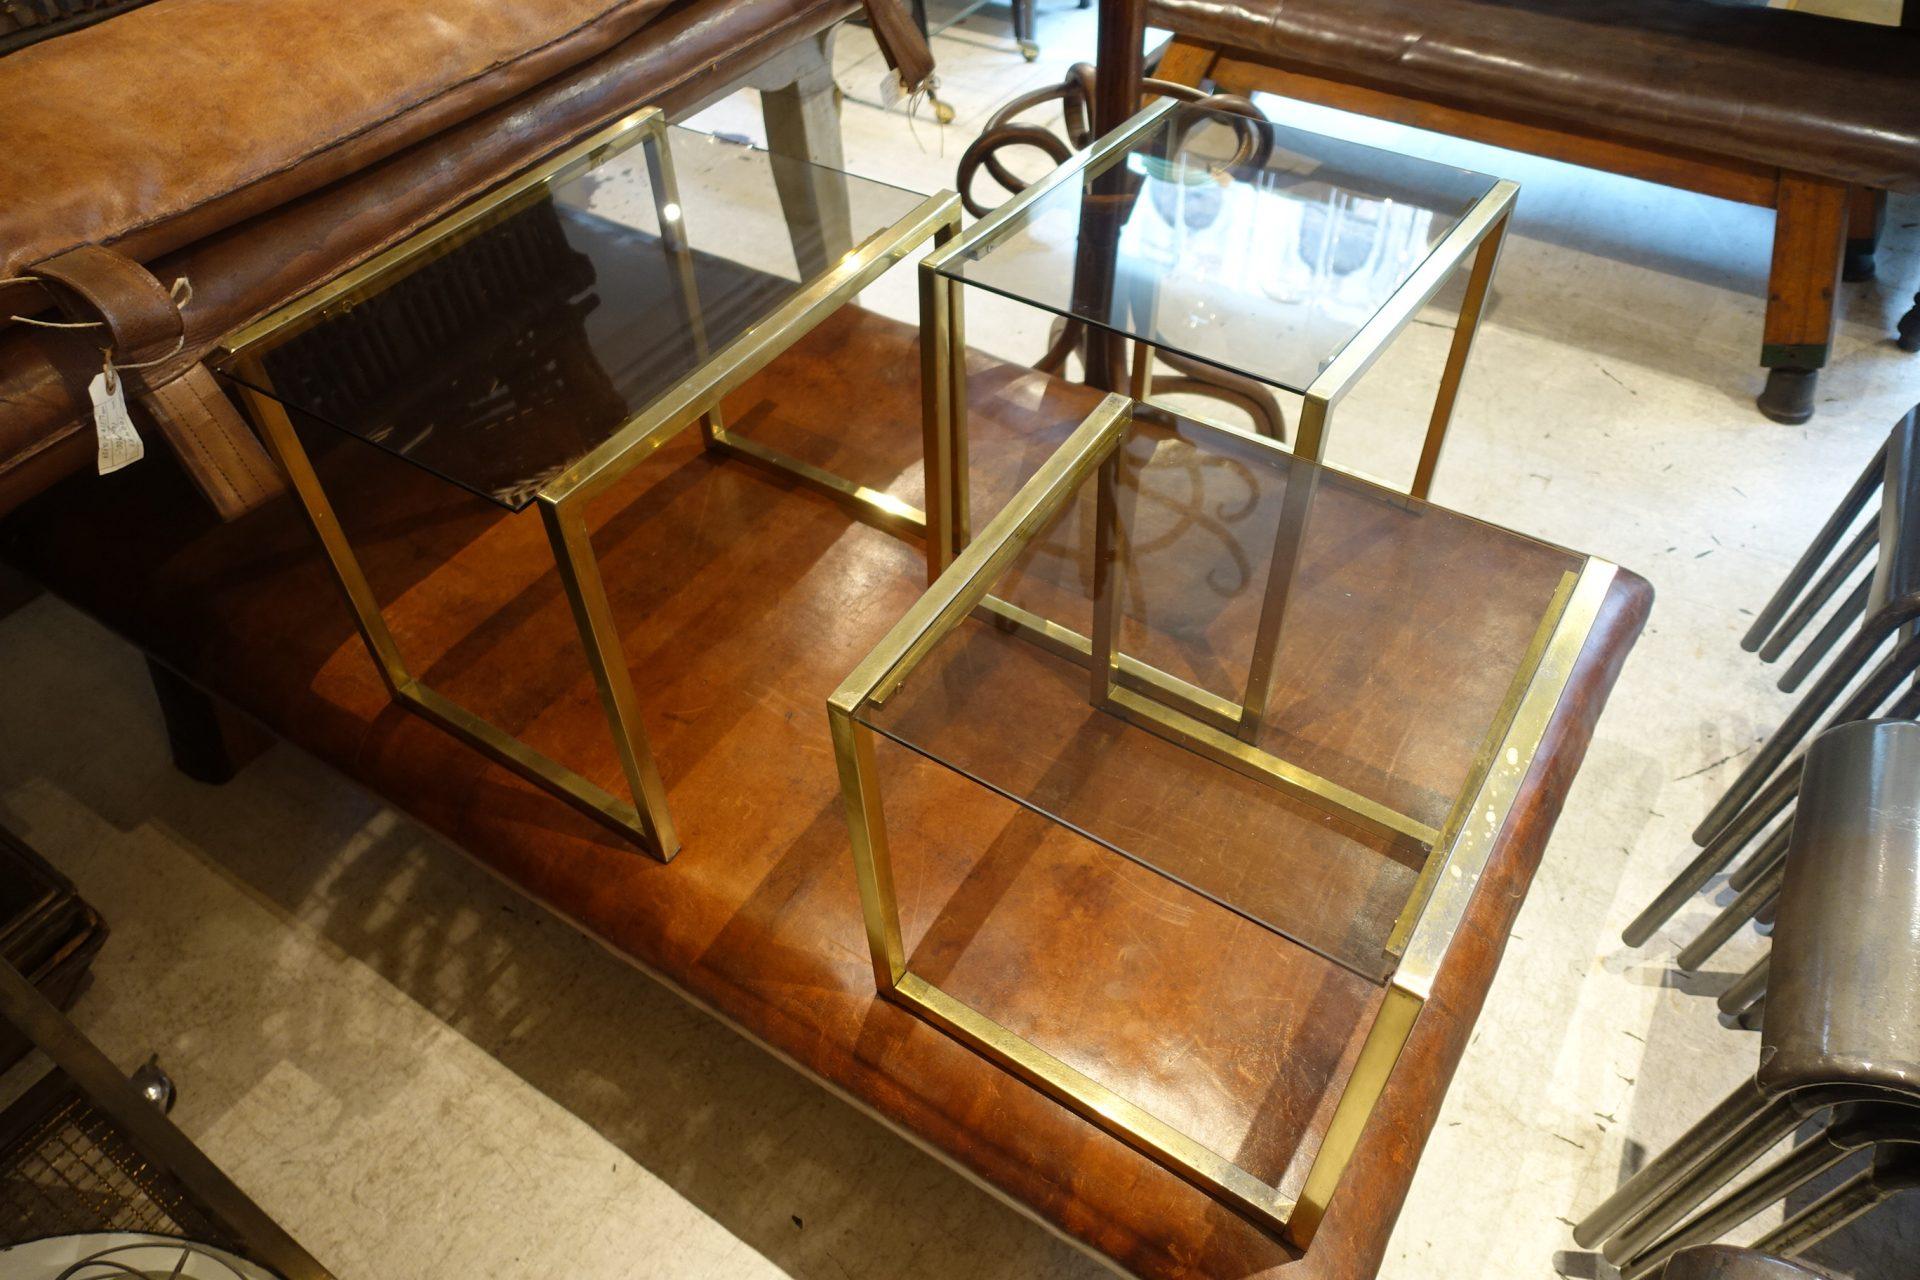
[89,368,144,474]
[878,70,905,109]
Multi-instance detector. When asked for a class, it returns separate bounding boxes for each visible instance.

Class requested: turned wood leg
[1758,174,1849,425]
[1844,187,1887,282]
[144,658,269,785]
[1899,288,1920,355]
[755,30,853,279]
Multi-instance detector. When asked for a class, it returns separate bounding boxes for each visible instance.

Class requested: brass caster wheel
[1020,41,1039,61]
[933,98,956,124]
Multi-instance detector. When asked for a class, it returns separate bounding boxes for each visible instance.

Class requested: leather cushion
[0,0,682,281]
[1149,0,1920,192]
[0,0,854,519]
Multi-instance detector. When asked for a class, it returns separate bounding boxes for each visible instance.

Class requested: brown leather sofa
[1149,0,1920,424]
[0,0,929,521]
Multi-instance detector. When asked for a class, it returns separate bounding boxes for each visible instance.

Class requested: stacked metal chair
[1576,719,1920,1275]
[1624,404,1920,979]
[1660,1244,1836,1279]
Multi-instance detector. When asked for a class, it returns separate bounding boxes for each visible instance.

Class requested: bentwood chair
[1575,719,1920,1266]
[1693,407,1920,850]
[1660,1243,1835,1280]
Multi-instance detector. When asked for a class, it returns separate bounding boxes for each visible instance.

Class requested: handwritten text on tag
[89,370,144,474]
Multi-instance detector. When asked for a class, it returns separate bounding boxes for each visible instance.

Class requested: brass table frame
[921,97,1518,739]
[829,393,1616,1243]
[218,106,963,861]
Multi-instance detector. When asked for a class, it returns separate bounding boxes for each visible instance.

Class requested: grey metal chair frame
[1694,408,1920,850]
[1577,720,1920,1267]
[1659,1243,1836,1280]
[1624,406,1920,954]
[1620,1102,1920,1277]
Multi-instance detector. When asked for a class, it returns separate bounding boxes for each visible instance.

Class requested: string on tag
[1,272,104,330]
[904,75,944,157]
[3,274,192,341]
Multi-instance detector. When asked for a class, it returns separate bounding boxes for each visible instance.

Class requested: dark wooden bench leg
[1012,0,1037,60]
[1845,188,1887,283]
[1759,174,1849,425]
[144,658,269,784]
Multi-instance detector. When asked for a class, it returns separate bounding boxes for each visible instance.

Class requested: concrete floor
[4,9,1920,1279]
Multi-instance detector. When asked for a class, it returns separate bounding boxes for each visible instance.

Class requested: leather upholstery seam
[160,377,243,500]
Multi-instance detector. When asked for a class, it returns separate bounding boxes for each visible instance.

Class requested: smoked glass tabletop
[856,407,1589,983]
[935,102,1500,396]
[216,121,929,510]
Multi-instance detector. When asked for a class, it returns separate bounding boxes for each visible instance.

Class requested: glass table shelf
[218,121,932,511]
[215,107,961,859]
[923,97,1518,502]
[830,395,1616,1241]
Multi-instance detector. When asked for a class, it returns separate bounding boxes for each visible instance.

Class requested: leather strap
[861,0,934,92]
[32,244,184,364]
[139,363,286,521]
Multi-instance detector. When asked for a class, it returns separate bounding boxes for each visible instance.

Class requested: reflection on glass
[216,127,928,510]
[858,408,1582,982]
[940,104,1497,394]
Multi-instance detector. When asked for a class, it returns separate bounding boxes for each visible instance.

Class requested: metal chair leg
[1575,1079,1783,1247]
[1600,1094,1810,1263]
[1728,822,1793,894]
[1678,859,1785,973]
[1694,629,1920,845]
[1632,670,1920,949]
[1755,1145,1920,1256]
[1777,572,1873,692]
[1620,1101,1920,1278]
[1743,439,1887,652]
[1757,522,1878,663]
[1628,781,1797,947]
[1719,954,1770,1018]
[1618,1123,1850,1278]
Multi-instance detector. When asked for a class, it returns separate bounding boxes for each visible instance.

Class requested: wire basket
[0,1068,235,1250]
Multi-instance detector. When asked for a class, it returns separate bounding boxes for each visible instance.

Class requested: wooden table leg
[1759,173,1849,425]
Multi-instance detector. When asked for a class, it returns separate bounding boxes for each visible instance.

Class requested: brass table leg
[235,377,680,859]
[1413,209,1510,501]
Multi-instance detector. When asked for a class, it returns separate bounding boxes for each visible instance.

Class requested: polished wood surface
[1,307,1650,1278]
[1194,52,1780,209]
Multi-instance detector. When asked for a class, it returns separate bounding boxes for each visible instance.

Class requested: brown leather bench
[1148,0,1920,424]
[0,306,1650,1278]
[0,0,929,522]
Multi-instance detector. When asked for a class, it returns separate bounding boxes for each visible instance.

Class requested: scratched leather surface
[1,308,1651,1278]
[0,0,684,280]
[0,0,855,517]
[1149,0,1920,193]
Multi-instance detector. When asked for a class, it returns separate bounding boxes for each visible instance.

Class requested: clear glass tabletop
[934,102,1501,396]
[855,405,1588,983]
[216,123,929,510]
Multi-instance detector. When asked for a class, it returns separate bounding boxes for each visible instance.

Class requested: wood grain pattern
[1189,49,1780,209]
[1763,174,1849,365]
[0,308,1650,1278]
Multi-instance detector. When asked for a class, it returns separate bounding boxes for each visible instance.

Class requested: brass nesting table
[215,107,961,860]
[832,101,1598,1246]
